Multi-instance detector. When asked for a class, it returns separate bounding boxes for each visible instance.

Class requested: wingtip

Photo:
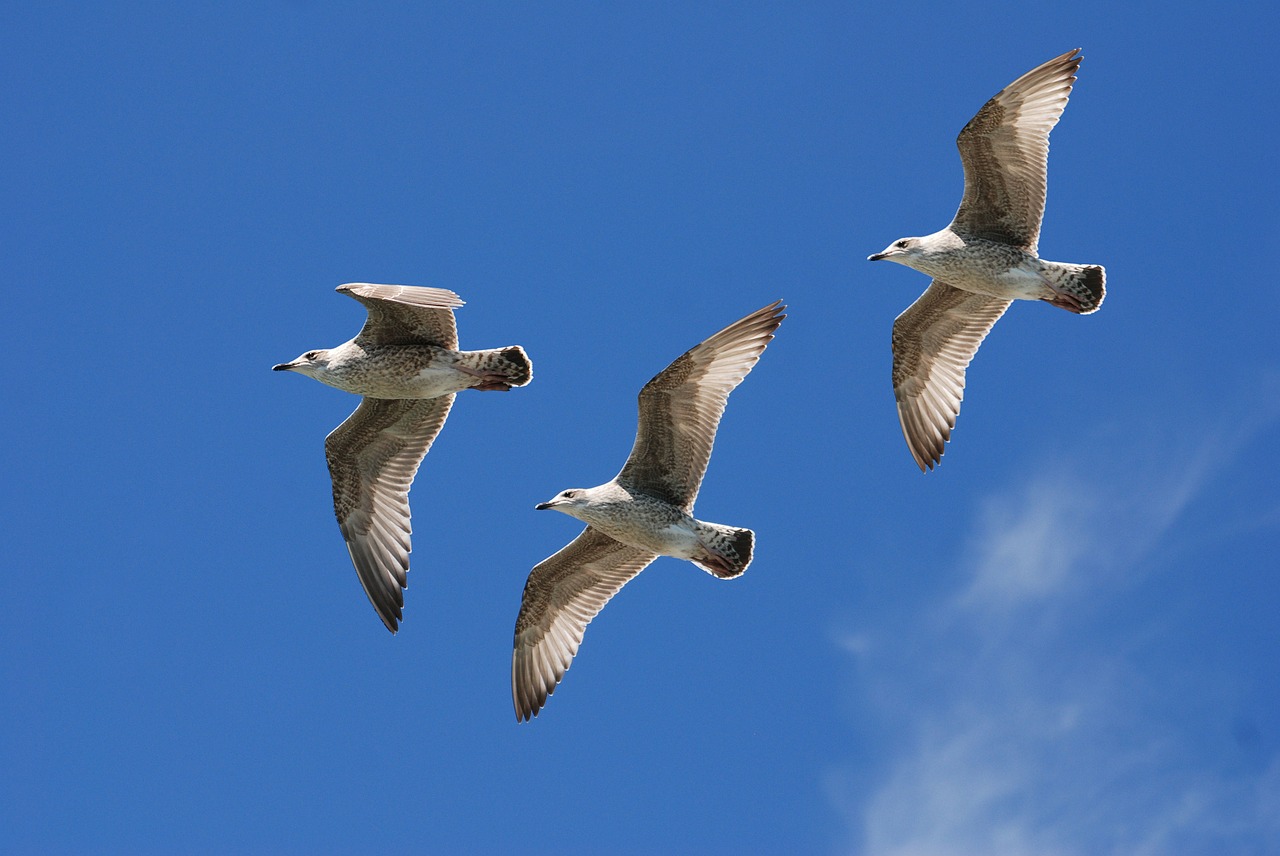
[376,605,401,634]
[898,403,946,474]
[752,299,788,332]
[512,672,549,723]
[1058,48,1084,73]
[908,440,938,473]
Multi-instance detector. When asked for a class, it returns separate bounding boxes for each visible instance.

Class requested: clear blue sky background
[4,3,1278,854]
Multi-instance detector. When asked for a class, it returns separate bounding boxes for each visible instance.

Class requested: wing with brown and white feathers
[325,395,454,632]
[338,282,463,348]
[892,281,1009,471]
[950,48,1081,251]
[616,301,785,509]
[512,527,658,721]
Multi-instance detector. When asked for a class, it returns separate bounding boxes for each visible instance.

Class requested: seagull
[511,301,785,721]
[274,283,532,633]
[868,48,1105,471]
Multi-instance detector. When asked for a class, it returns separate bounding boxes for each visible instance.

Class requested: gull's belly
[343,363,473,399]
[585,507,699,559]
[401,364,475,398]
[645,521,701,559]
[991,264,1054,300]
[924,245,1054,301]
[321,345,476,399]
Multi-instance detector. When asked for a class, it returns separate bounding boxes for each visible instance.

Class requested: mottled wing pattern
[325,394,455,632]
[950,48,1081,251]
[512,527,657,721]
[338,282,463,348]
[616,301,785,509]
[892,281,1010,471]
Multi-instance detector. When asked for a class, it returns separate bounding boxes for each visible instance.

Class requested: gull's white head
[868,236,924,266]
[272,349,331,379]
[535,488,593,518]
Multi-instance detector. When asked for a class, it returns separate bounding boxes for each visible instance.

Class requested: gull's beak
[535,501,554,510]
[868,251,889,261]
[272,362,295,372]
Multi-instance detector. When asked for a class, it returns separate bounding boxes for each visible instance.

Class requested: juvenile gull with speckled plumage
[511,301,784,721]
[274,283,532,633]
[868,48,1106,471]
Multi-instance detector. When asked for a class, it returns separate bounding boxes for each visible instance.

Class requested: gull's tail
[1044,262,1106,315]
[459,346,533,391]
[692,522,754,579]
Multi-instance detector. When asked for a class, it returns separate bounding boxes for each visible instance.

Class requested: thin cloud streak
[838,408,1280,856]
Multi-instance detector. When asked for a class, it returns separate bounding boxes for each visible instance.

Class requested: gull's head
[535,488,591,517]
[868,237,922,265]
[272,349,329,378]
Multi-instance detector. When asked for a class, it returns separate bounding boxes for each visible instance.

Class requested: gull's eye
[896,240,908,248]
[305,351,319,360]
[563,490,578,499]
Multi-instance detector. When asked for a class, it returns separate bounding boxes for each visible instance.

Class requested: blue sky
[3,3,1278,854]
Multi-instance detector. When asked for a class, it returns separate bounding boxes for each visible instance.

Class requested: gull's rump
[1042,262,1106,314]
[691,522,754,579]
[456,345,533,391]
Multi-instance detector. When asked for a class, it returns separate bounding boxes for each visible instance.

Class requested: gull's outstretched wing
[950,48,1081,251]
[325,394,454,631]
[616,301,785,509]
[893,281,1009,471]
[512,527,657,721]
[338,282,463,348]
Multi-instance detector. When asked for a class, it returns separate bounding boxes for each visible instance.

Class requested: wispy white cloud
[956,428,1235,619]
[835,406,1280,856]
[956,474,1096,614]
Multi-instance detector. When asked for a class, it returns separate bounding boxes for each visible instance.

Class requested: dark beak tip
[535,502,551,510]
[272,363,290,371]
[867,253,883,261]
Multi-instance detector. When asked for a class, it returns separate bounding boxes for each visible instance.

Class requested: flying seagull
[511,301,785,721]
[869,48,1105,471]
[274,283,532,632]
